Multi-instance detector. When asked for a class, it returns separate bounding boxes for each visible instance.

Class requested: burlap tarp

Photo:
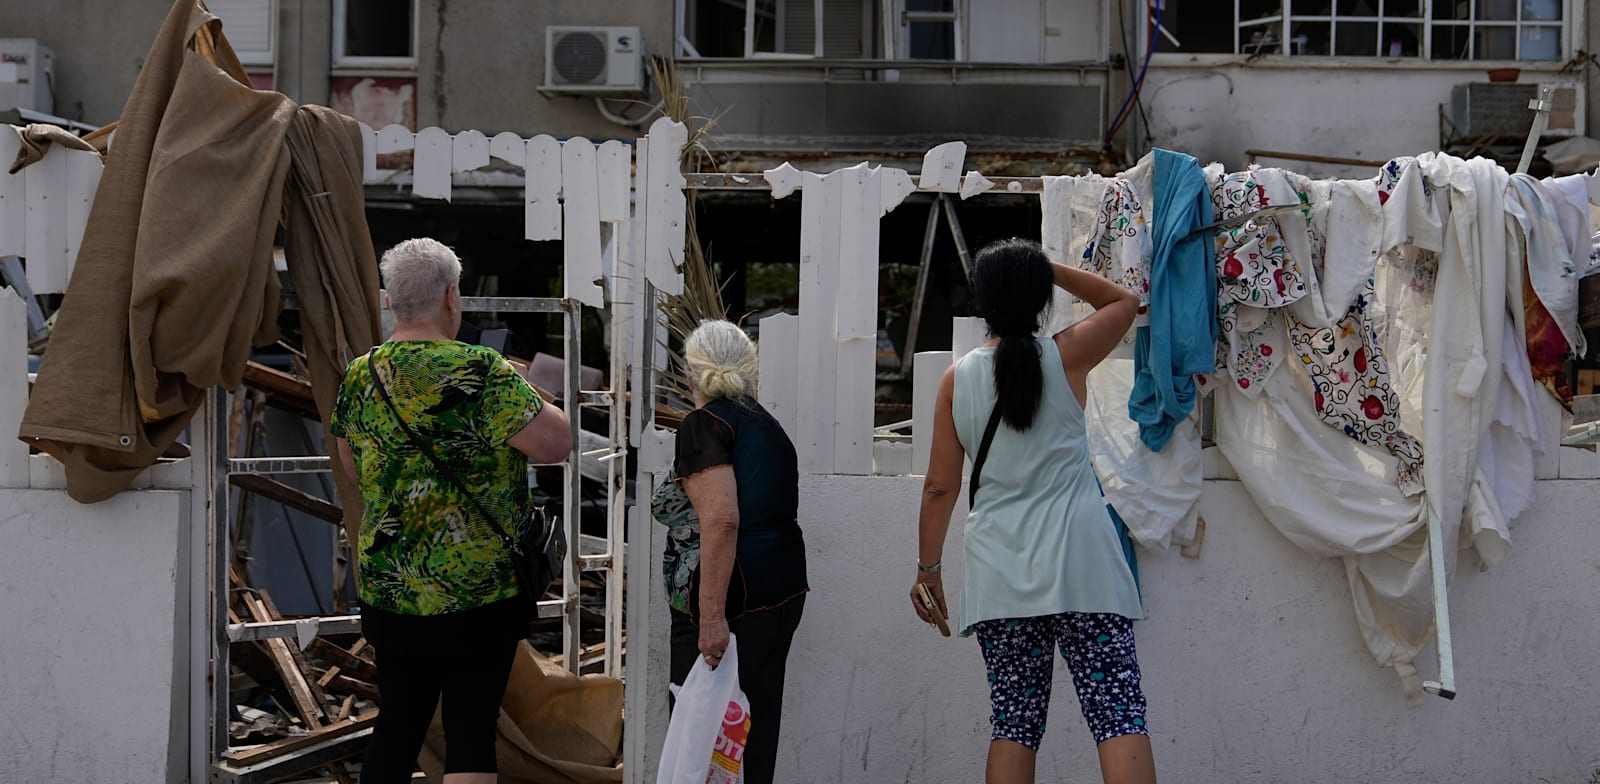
[417,642,626,783]
[7,123,100,174]
[18,0,379,521]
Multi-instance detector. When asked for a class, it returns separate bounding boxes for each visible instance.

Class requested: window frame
[897,0,962,61]
[331,0,420,71]
[1150,0,1579,66]
[207,0,276,69]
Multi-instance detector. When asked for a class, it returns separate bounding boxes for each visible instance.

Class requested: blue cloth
[1130,149,1216,452]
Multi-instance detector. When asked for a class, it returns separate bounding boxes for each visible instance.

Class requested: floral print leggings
[972,612,1148,750]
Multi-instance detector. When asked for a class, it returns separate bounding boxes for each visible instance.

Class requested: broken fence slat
[562,138,605,309]
[451,129,490,173]
[524,135,562,241]
[489,131,525,166]
[643,117,686,296]
[373,124,414,155]
[357,122,378,183]
[411,127,452,202]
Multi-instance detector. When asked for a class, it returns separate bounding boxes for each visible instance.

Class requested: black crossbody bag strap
[367,355,525,558]
[967,404,1004,507]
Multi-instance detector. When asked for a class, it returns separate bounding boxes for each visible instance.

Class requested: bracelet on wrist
[917,559,942,574]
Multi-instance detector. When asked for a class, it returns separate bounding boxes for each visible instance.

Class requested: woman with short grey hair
[654,319,809,784]
[331,237,571,784]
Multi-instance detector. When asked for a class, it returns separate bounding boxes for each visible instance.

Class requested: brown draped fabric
[19,0,380,524]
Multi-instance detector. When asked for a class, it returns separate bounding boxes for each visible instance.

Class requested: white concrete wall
[1140,62,1583,177]
[0,489,191,784]
[745,475,1600,783]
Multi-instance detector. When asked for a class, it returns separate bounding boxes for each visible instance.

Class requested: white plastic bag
[656,633,751,784]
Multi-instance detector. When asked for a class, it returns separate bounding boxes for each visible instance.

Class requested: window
[207,0,275,68]
[333,0,418,69]
[1155,0,1568,60]
[679,1,870,59]
[901,0,958,60]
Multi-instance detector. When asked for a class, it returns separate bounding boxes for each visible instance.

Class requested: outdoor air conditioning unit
[0,39,54,115]
[1447,81,1584,139]
[542,26,644,97]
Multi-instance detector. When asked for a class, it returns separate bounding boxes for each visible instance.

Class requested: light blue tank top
[953,337,1144,635]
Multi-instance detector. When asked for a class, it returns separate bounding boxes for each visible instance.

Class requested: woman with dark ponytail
[911,238,1156,784]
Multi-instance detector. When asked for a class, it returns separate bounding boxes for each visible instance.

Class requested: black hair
[971,238,1053,432]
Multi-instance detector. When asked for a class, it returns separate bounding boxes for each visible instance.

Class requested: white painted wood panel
[411,127,452,201]
[63,149,102,283]
[0,130,25,257]
[524,135,563,241]
[23,147,68,294]
[833,164,878,475]
[561,138,605,308]
[912,350,953,475]
[373,124,415,155]
[0,287,28,488]
[758,312,800,443]
[952,316,988,362]
[918,141,966,193]
[629,135,652,396]
[357,122,378,182]
[596,140,631,225]
[795,170,838,473]
[451,130,490,173]
[643,119,687,297]
[489,132,525,166]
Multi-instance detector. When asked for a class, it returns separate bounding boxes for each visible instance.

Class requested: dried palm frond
[649,57,732,409]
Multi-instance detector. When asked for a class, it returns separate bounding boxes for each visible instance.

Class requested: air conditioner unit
[1448,81,1584,139]
[0,39,54,114]
[542,26,644,96]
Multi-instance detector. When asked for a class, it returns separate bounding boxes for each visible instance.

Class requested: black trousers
[359,599,525,783]
[670,595,806,784]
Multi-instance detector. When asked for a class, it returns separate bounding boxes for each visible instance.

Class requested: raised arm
[1050,262,1138,398]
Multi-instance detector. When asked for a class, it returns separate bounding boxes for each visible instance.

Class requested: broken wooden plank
[310,638,376,684]
[230,473,343,526]
[221,711,379,766]
[241,591,328,728]
[241,361,320,419]
[319,672,379,702]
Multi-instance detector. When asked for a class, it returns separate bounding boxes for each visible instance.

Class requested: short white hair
[684,320,758,400]
[380,238,461,324]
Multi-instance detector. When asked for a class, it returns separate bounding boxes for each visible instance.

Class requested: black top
[674,395,809,619]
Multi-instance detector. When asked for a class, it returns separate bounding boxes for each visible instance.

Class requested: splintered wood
[225,566,379,780]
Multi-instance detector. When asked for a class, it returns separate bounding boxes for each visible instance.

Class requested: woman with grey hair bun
[330,237,572,783]
[653,319,809,784]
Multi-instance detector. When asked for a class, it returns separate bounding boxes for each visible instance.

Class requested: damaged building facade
[2,1,1600,783]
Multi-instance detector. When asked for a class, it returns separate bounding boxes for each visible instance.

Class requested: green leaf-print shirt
[330,341,543,616]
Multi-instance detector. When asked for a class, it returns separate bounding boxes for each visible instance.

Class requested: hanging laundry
[1079,178,1152,322]
[1287,280,1424,495]
[1130,149,1216,453]
[1209,168,1313,395]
